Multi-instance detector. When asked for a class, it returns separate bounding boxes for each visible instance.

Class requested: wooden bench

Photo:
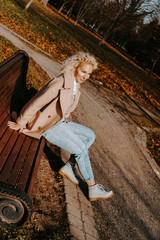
[0,50,45,228]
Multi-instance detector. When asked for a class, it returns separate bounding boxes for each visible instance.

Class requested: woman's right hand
[7,121,24,133]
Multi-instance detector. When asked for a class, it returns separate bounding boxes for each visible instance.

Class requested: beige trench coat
[16,69,81,139]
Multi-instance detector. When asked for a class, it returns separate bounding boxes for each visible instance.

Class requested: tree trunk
[66,0,76,19]
[74,0,88,25]
[25,0,34,10]
[99,30,112,45]
[74,19,78,25]
[40,0,49,6]
[95,23,102,33]
[91,23,96,30]
[59,0,70,12]
[98,16,120,45]
[149,54,160,75]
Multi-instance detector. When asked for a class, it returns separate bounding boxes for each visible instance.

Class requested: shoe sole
[58,169,79,185]
[89,192,114,201]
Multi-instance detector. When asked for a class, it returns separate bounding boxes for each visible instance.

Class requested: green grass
[1,0,160,111]
[0,36,18,61]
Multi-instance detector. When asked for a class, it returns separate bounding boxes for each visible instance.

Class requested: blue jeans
[43,119,95,182]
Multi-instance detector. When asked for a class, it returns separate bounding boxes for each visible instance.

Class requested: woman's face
[75,62,94,84]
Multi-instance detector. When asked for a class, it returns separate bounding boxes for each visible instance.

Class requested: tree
[74,0,94,25]
[40,0,49,6]
[124,17,160,74]
[59,0,72,12]
[83,0,106,32]
[25,0,34,10]
[25,0,49,10]
[148,20,160,74]
[98,0,155,45]
[66,0,77,19]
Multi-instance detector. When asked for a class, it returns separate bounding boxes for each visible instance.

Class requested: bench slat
[0,110,9,129]
[0,130,19,172]
[0,81,15,117]
[0,82,17,113]
[17,139,39,191]
[0,74,14,93]
[0,134,26,182]
[0,115,11,140]
[0,71,16,91]
[7,136,32,186]
[0,82,14,102]
[0,56,24,80]
[0,95,12,117]
[27,137,45,197]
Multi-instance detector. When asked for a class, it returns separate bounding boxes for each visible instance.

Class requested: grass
[0,36,18,61]
[147,131,160,166]
[1,0,160,112]
[0,36,50,90]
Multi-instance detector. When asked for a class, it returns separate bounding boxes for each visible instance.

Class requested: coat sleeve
[16,77,63,127]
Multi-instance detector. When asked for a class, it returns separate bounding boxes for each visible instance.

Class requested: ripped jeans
[43,119,95,182]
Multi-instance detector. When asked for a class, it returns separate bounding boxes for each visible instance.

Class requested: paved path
[73,81,160,240]
[0,23,99,240]
[0,23,60,78]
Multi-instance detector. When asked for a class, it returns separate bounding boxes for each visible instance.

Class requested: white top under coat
[73,79,78,95]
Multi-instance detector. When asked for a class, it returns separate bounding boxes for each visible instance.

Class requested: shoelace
[96,184,105,191]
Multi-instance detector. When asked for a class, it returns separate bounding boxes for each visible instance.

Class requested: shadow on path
[44,141,89,199]
[44,142,64,172]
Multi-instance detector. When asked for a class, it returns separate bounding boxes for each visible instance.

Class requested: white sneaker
[58,162,79,185]
[89,184,113,201]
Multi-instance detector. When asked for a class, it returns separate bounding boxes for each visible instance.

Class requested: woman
[8,52,113,201]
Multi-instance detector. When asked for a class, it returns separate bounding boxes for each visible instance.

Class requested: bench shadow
[44,142,90,199]
[78,178,89,199]
[43,142,64,172]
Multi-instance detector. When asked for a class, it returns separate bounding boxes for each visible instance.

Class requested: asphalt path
[72,82,160,239]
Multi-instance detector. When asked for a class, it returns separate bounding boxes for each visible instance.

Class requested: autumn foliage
[1,0,160,112]
[147,132,160,166]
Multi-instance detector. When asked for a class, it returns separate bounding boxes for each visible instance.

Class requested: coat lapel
[63,70,75,89]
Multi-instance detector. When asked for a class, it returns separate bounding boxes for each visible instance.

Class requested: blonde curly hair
[61,52,98,73]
